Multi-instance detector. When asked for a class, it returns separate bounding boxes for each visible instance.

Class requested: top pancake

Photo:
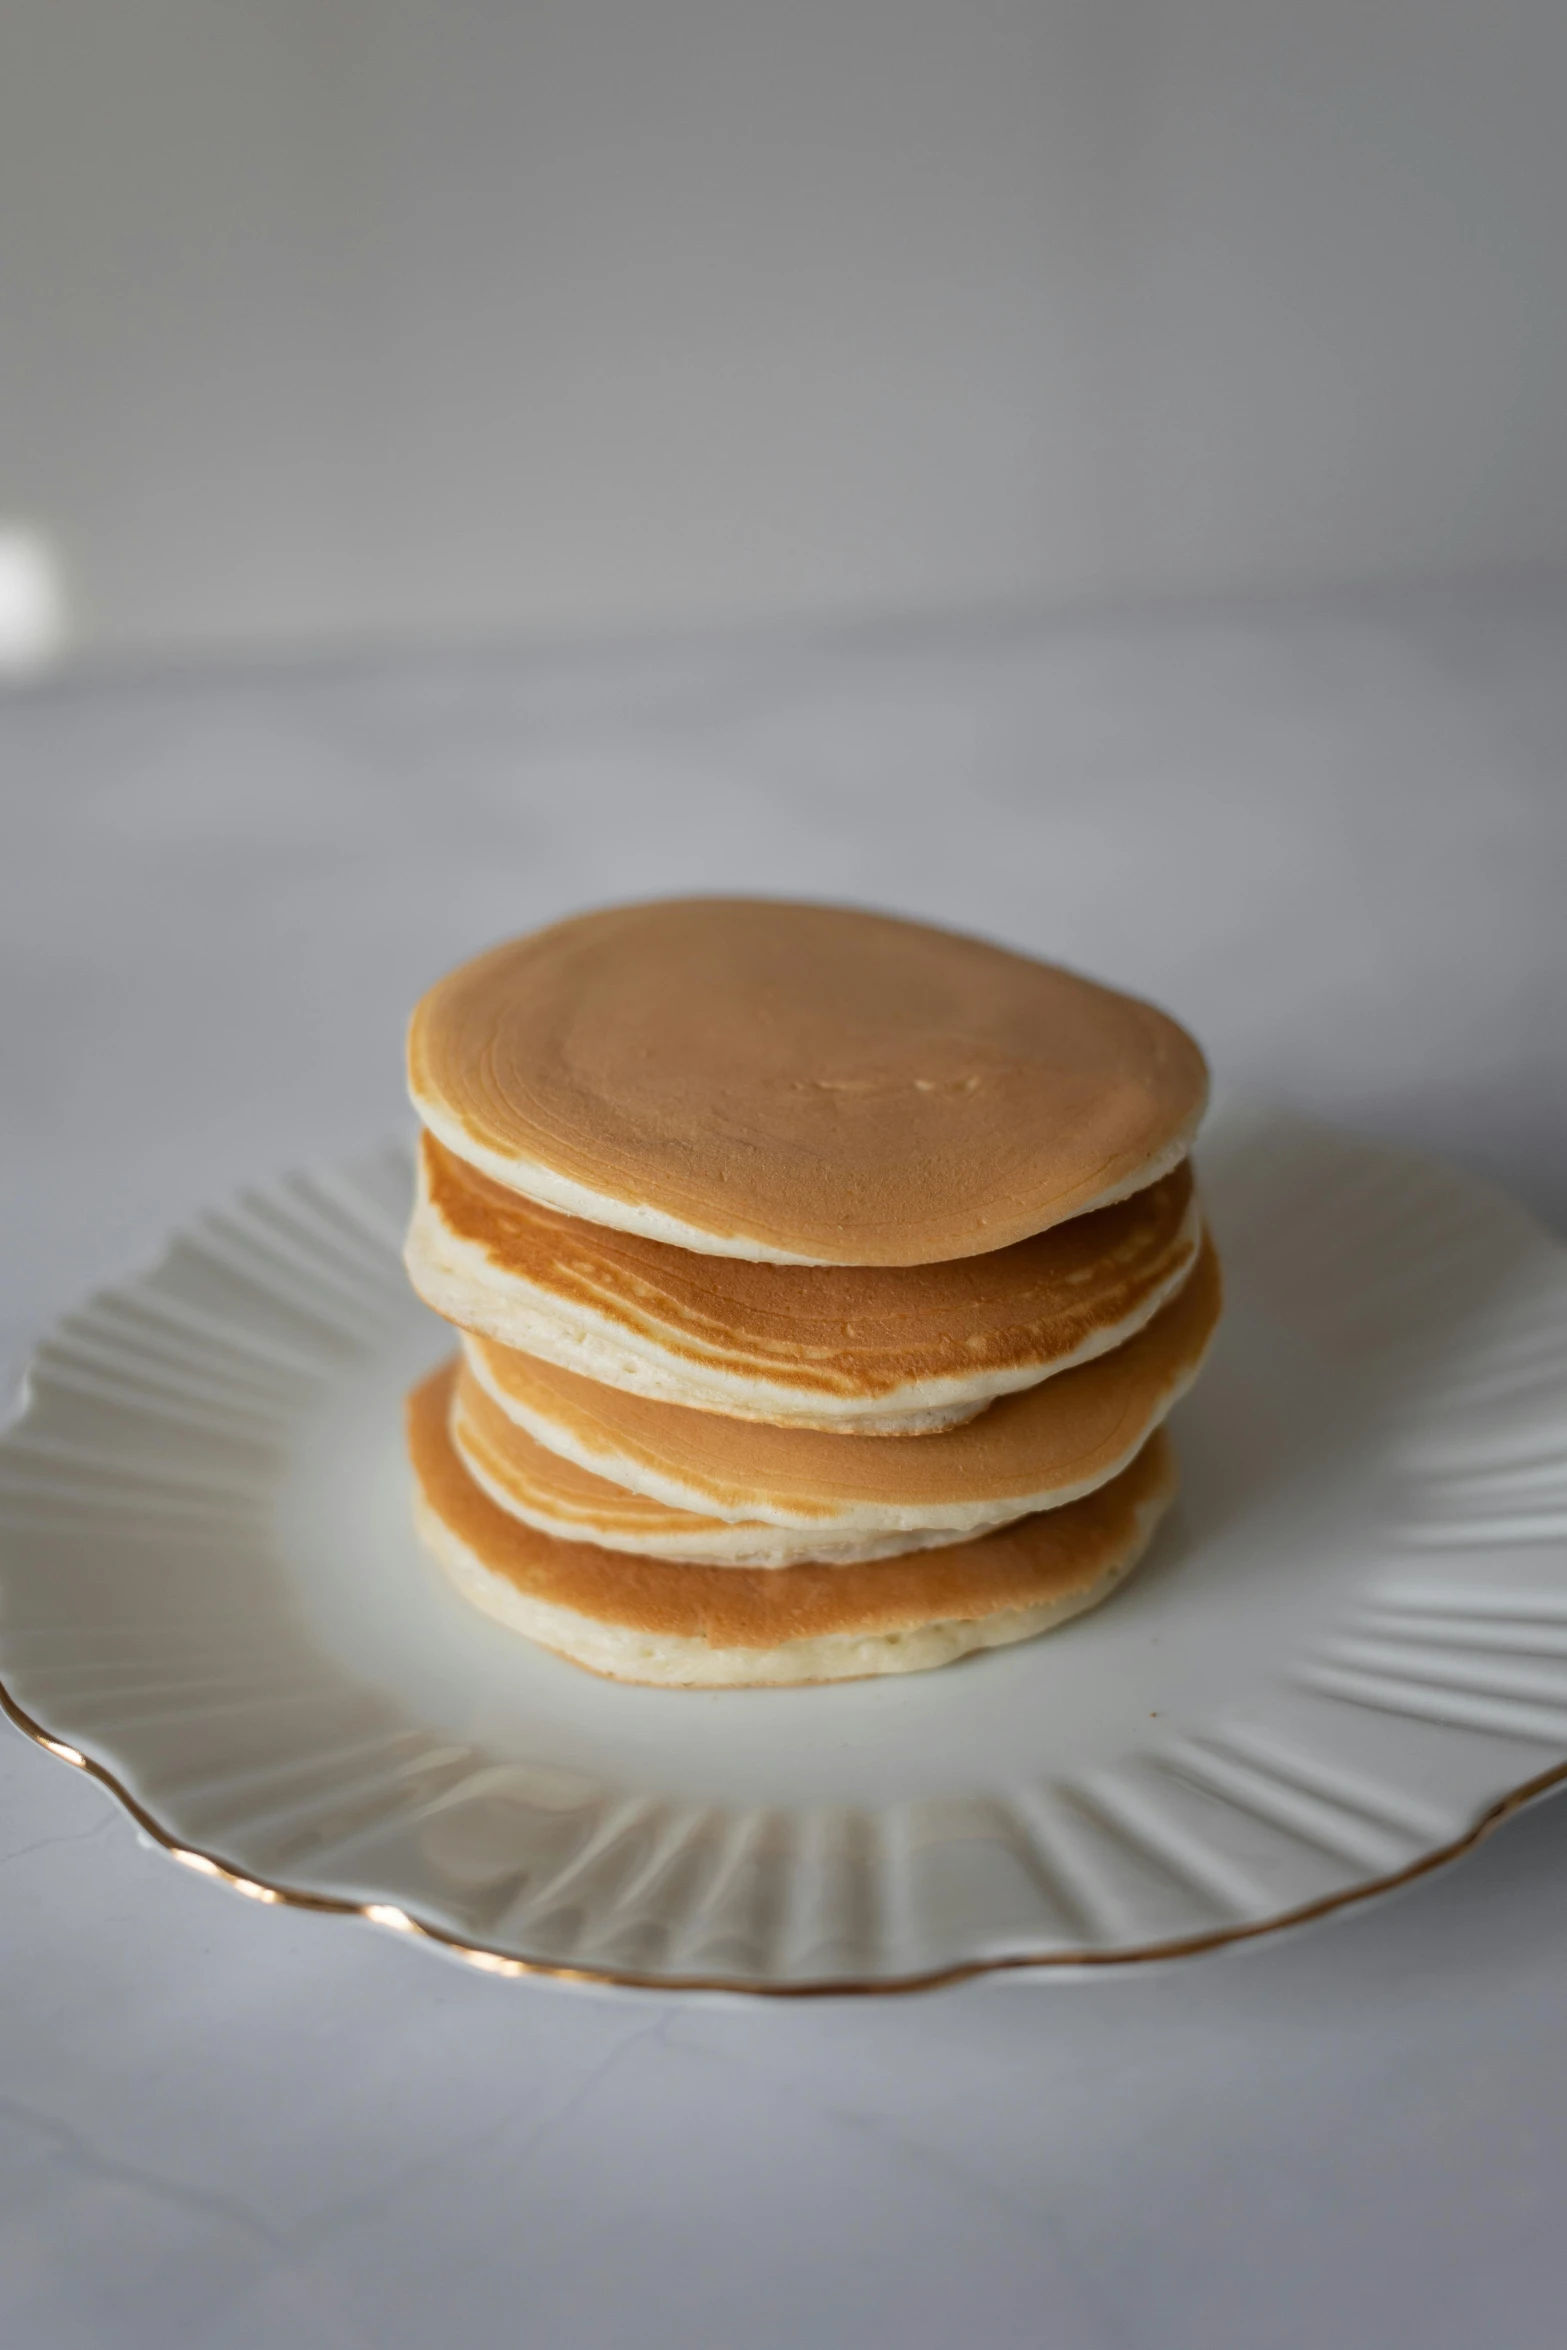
[408,898,1208,1265]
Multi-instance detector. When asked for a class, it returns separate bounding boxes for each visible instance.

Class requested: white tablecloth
[3,580,1566,2349]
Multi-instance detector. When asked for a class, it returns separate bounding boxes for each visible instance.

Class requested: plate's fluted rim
[5,1670,1565,1996]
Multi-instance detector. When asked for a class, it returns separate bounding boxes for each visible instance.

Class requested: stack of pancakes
[403,899,1219,1687]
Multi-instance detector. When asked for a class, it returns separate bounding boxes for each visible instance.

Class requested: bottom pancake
[408,1362,1178,1686]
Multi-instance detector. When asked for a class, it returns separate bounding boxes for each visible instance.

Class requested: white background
[6,15,1567,2328]
[2,579,1566,2345]
[4,0,1567,658]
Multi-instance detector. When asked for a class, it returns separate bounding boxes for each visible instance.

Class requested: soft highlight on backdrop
[3,0,1566,662]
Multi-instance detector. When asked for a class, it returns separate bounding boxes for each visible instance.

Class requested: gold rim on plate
[6,1673,1564,1997]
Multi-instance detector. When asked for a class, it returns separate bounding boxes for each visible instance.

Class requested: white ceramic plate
[4,1106,1567,1995]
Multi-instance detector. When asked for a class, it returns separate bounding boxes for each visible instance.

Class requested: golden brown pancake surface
[466,1234,1221,1524]
[452,1367,754,1550]
[449,1364,915,1561]
[408,899,1208,1265]
[417,1132,1202,1417]
[410,1362,1177,1647]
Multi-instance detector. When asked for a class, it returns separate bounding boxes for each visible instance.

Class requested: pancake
[409,1362,1178,1686]
[464,1232,1221,1541]
[452,1363,983,1565]
[408,898,1208,1265]
[450,1365,978,1565]
[407,1134,1204,1433]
